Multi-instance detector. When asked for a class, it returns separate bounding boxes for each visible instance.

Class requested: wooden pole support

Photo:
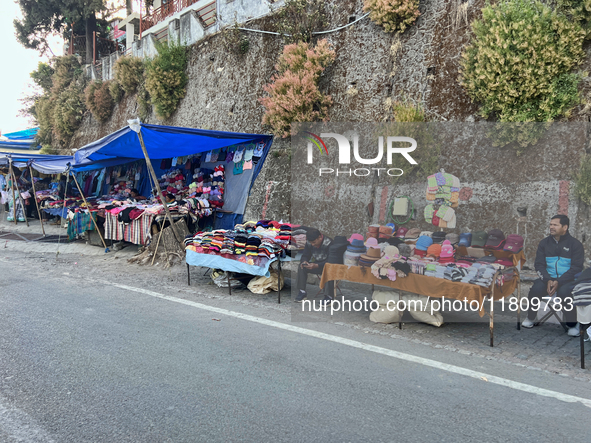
[29,165,46,236]
[136,129,182,246]
[69,170,108,250]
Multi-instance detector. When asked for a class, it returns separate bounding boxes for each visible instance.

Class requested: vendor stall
[314,227,526,346]
[70,123,274,247]
[185,220,294,302]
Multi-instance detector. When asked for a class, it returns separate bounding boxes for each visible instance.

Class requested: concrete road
[1,256,590,442]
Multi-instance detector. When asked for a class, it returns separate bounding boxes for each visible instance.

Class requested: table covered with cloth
[186,249,276,277]
[67,211,96,240]
[319,263,519,317]
[104,212,154,245]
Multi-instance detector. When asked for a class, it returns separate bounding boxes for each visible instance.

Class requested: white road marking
[0,396,56,443]
[110,282,591,409]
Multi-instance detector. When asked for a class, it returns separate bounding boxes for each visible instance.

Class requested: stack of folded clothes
[200,232,213,250]
[209,230,225,252]
[291,228,307,249]
[220,231,235,254]
[259,238,278,259]
[245,234,262,257]
[234,228,248,254]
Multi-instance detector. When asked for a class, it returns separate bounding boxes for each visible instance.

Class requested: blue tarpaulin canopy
[0,152,72,175]
[73,123,274,190]
[75,123,272,162]
[3,128,38,142]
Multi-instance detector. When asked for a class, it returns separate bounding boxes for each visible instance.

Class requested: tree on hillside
[14,0,120,64]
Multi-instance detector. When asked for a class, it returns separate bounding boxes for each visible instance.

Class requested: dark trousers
[296,263,334,296]
[527,278,577,327]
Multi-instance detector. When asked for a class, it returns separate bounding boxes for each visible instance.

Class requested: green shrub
[556,0,591,37]
[575,153,591,205]
[460,0,586,124]
[95,81,114,122]
[84,81,114,123]
[363,0,421,33]
[260,39,335,138]
[273,0,327,43]
[109,80,124,103]
[137,81,152,122]
[52,83,86,143]
[30,62,54,93]
[145,41,188,120]
[114,56,145,94]
[35,95,56,147]
[485,122,551,155]
[27,55,86,152]
[51,56,83,94]
[386,98,425,122]
[84,81,100,114]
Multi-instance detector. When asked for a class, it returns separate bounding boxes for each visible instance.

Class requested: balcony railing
[141,0,216,33]
[67,34,125,64]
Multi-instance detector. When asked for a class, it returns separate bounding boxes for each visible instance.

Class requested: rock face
[67,0,591,265]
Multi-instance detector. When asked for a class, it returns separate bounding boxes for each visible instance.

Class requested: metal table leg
[581,327,586,369]
[277,260,282,304]
[187,263,190,286]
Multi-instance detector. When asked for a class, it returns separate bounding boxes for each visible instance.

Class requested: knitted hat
[427,244,442,257]
[415,235,433,251]
[424,204,435,223]
[398,243,412,257]
[420,231,433,237]
[471,231,488,248]
[440,240,454,258]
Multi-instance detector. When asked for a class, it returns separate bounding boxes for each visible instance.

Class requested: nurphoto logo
[302,131,418,177]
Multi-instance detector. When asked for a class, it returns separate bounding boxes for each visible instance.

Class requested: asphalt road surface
[1,256,590,442]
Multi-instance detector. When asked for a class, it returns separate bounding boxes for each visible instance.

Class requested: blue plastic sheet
[186,249,276,277]
[42,207,69,218]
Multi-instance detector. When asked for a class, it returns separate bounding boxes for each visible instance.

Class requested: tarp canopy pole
[8,161,17,225]
[69,169,109,252]
[135,127,182,246]
[9,159,28,227]
[29,163,45,237]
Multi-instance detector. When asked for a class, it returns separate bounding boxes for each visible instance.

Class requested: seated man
[295,228,332,303]
[522,215,584,336]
